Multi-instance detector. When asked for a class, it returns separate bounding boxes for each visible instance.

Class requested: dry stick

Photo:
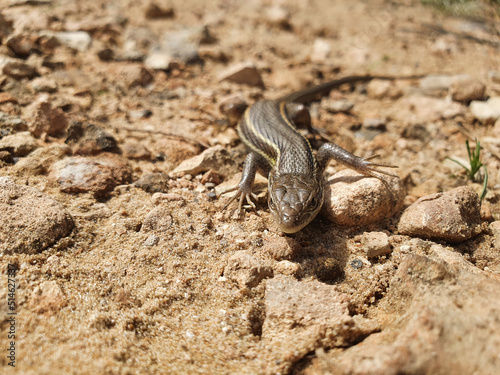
[111,126,210,149]
[406,23,500,48]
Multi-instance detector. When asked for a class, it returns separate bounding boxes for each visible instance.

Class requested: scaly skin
[222,76,399,233]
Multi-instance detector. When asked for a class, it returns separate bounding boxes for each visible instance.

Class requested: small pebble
[219,62,265,88]
[356,232,392,258]
[449,76,485,103]
[0,131,38,156]
[265,5,290,29]
[310,38,331,63]
[350,259,363,269]
[144,234,160,246]
[145,3,175,19]
[325,99,354,113]
[135,173,169,193]
[470,97,500,123]
[224,250,273,288]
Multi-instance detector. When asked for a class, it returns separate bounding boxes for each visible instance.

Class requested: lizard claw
[220,186,258,215]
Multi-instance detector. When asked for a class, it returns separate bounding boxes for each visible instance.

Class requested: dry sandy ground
[1,0,500,374]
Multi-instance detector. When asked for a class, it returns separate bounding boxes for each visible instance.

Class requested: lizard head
[268,171,324,233]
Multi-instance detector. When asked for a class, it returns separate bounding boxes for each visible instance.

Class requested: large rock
[398,186,483,243]
[316,252,500,375]
[322,169,405,226]
[0,180,74,254]
[261,276,378,373]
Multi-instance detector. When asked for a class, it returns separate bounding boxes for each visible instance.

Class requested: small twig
[403,23,500,49]
[111,126,209,149]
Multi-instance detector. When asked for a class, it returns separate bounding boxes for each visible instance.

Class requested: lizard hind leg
[362,154,399,176]
[317,143,399,187]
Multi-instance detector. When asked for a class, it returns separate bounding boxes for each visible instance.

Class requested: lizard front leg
[220,152,271,214]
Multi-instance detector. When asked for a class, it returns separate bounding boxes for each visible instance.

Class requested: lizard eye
[310,195,321,210]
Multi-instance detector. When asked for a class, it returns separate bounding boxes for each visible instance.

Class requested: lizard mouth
[272,210,313,234]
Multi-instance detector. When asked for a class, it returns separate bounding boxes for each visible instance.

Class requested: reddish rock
[201,170,222,185]
[28,102,68,138]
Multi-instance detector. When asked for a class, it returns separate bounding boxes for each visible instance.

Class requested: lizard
[221,75,403,233]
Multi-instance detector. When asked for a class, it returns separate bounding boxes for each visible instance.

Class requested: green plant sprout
[447,139,488,200]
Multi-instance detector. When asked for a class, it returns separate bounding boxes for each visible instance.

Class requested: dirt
[1,0,500,374]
